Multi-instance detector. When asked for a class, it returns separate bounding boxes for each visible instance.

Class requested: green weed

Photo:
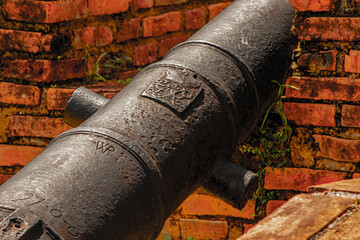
[241,80,298,217]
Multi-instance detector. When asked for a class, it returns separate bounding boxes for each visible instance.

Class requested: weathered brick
[0,29,55,53]
[243,224,254,234]
[47,82,124,110]
[133,0,154,9]
[0,145,44,166]
[266,200,287,215]
[180,219,228,240]
[9,116,72,138]
[289,0,333,12]
[88,0,130,15]
[314,135,360,162]
[142,12,181,37]
[315,158,356,172]
[181,194,255,219]
[342,105,360,128]
[308,178,360,194]
[73,26,113,49]
[295,17,360,41]
[133,42,158,66]
[264,167,347,191]
[353,173,360,178]
[238,194,354,240]
[118,69,140,81]
[47,88,75,110]
[283,102,336,127]
[0,82,41,106]
[184,7,206,30]
[154,0,188,6]
[3,0,88,23]
[286,77,360,102]
[356,0,360,11]
[158,35,189,57]
[115,18,140,43]
[0,174,12,186]
[228,225,242,240]
[208,2,232,20]
[344,50,360,73]
[156,219,180,240]
[4,59,85,83]
[297,50,337,71]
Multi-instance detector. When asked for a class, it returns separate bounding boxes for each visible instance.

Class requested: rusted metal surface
[0,0,295,239]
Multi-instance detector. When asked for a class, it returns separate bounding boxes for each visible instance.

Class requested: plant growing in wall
[83,45,135,85]
[239,81,298,217]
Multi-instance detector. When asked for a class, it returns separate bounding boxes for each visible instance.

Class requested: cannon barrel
[0,0,295,239]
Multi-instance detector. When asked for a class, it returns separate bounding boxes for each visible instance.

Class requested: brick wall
[243,0,360,235]
[2,0,359,239]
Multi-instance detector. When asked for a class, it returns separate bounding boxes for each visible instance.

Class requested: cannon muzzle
[0,0,295,239]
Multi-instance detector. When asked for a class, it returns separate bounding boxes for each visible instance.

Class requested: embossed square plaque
[142,70,203,114]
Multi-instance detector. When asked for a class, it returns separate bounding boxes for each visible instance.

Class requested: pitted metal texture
[0,0,295,239]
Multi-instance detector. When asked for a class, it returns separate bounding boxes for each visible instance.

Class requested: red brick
[0,174,12,186]
[314,135,360,162]
[184,7,206,30]
[47,82,124,110]
[118,69,140,81]
[283,102,336,127]
[180,219,227,240]
[154,0,188,6]
[133,42,158,66]
[345,50,360,73]
[0,82,41,106]
[181,194,255,219]
[158,35,189,57]
[286,77,360,102]
[115,18,140,43]
[264,167,347,191]
[208,2,232,21]
[0,29,55,53]
[353,173,360,178]
[297,50,337,71]
[357,0,360,11]
[0,145,44,166]
[4,59,85,83]
[3,0,88,23]
[289,0,333,12]
[142,12,181,37]
[243,224,254,234]
[266,200,287,215]
[47,88,75,110]
[295,17,360,41]
[73,26,113,49]
[88,0,130,15]
[9,116,72,138]
[342,105,360,128]
[156,219,180,240]
[133,0,154,9]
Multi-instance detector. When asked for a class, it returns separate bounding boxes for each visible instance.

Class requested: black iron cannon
[0,0,295,239]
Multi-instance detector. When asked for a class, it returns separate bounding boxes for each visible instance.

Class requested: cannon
[0,0,295,239]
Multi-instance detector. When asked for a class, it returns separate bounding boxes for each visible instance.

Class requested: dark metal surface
[0,0,295,239]
[202,158,258,210]
[64,87,110,127]
[62,89,259,209]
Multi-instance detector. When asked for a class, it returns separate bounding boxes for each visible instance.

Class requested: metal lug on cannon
[64,87,110,127]
[203,158,258,210]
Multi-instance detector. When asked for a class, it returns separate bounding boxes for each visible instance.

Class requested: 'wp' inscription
[96,141,115,153]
